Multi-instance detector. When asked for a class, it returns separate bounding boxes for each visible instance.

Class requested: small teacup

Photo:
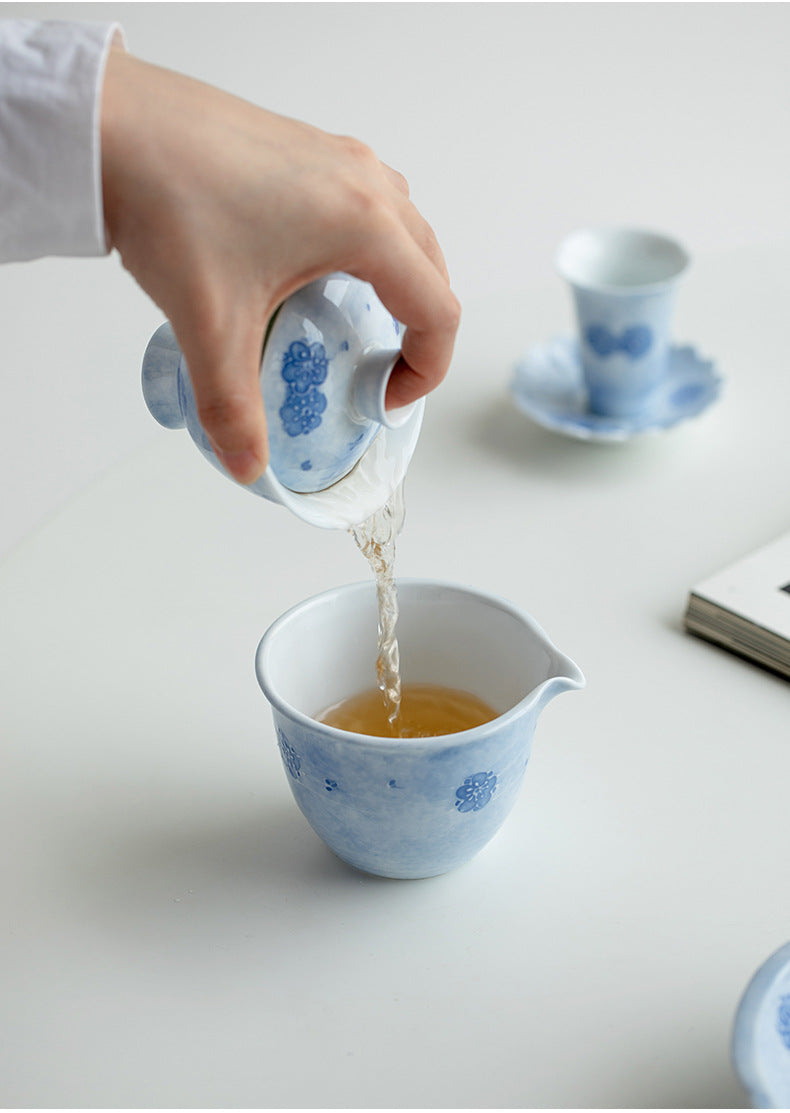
[255,579,584,879]
[556,227,690,418]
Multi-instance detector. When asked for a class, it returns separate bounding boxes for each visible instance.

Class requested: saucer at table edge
[509,336,722,442]
[732,939,790,1109]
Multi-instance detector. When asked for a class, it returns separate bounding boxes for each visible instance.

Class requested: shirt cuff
[0,20,126,263]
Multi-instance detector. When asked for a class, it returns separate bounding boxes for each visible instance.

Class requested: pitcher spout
[534,649,585,714]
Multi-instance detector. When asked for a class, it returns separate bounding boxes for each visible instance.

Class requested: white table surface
[2,4,790,1108]
[2,239,790,1109]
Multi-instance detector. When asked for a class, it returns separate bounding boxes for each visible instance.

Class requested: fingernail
[216,448,264,484]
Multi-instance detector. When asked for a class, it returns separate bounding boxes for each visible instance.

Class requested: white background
[1,4,790,1110]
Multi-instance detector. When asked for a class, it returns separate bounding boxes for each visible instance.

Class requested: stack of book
[684,532,790,680]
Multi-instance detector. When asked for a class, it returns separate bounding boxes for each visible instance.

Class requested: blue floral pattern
[778,994,790,1050]
[279,340,329,436]
[276,727,301,780]
[586,323,653,359]
[455,771,497,813]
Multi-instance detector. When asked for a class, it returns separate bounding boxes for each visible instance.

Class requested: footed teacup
[255,579,584,879]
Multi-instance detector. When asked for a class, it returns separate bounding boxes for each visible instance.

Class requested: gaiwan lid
[142,273,423,529]
[261,273,417,493]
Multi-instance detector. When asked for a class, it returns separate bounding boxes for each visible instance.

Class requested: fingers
[380,162,451,284]
[400,200,451,284]
[351,213,461,410]
[174,311,270,485]
[125,94,457,477]
[337,152,459,407]
[380,163,410,197]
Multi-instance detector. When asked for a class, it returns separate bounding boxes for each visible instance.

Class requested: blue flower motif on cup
[279,340,330,437]
[777,994,790,1050]
[586,323,653,360]
[455,771,497,813]
[276,726,301,780]
[325,778,338,792]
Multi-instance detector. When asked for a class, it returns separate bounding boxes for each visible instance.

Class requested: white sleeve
[0,19,125,263]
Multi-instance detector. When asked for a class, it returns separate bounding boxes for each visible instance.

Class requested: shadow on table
[615,1052,748,1110]
[65,787,414,949]
[467,396,677,483]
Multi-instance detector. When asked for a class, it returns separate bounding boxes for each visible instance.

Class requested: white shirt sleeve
[0,19,125,263]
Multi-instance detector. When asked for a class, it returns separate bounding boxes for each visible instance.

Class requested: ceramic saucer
[509,336,722,442]
[732,940,790,1108]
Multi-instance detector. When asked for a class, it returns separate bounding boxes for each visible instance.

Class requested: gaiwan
[141,273,423,529]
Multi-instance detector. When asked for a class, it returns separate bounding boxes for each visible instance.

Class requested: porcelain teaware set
[143,267,585,878]
[142,231,779,1104]
[140,228,720,883]
[140,226,733,881]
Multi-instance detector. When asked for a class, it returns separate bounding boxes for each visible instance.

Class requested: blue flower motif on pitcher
[777,994,790,1050]
[276,726,301,780]
[279,340,329,436]
[455,771,497,813]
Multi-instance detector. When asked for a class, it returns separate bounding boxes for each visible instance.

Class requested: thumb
[176,317,269,485]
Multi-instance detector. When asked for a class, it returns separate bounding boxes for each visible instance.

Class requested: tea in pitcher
[316,682,498,739]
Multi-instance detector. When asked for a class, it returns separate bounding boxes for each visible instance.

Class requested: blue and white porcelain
[556,226,690,418]
[141,273,423,529]
[510,335,722,442]
[255,579,584,879]
[733,940,790,1108]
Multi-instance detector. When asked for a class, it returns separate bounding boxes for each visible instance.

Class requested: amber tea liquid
[317,682,498,739]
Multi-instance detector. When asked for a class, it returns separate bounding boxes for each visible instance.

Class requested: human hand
[101,49,460,484]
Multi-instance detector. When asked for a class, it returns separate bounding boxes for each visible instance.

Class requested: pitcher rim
[255,578,584,751]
